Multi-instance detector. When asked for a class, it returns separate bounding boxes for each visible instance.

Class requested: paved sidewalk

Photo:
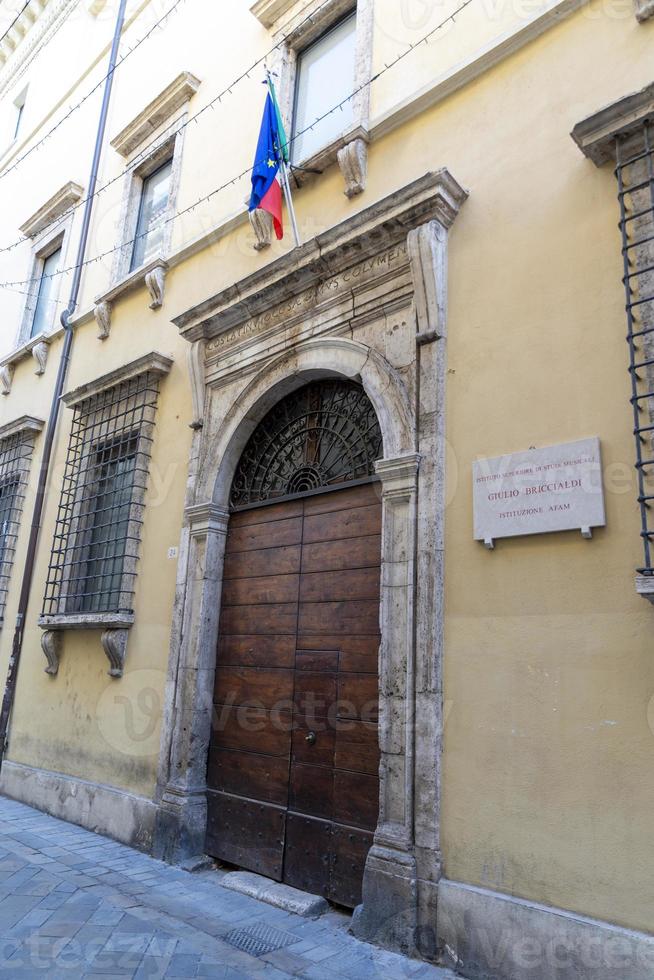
[0,796,458,979]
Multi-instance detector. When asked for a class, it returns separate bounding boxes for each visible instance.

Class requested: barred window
[616,123,654,578]
[0,420,42,623]
[42,366,166,621]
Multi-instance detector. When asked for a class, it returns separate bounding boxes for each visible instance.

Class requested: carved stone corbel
[145,263,167,310]
[94,300,112,340]
[41,630,62,676]
[187,340,205,429]
[32,341,48,376]
[0,364,13,396]
[407,220,448,339]
[249,207,273,250]
[337,138,368,198]
[100,629,128,677]
[636,575,654,604]
[635,0,654,21]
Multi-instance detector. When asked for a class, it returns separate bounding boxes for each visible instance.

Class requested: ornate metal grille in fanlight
[229,380,383,508]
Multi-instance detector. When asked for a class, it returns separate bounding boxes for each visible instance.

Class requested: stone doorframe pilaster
[153,172,467,959]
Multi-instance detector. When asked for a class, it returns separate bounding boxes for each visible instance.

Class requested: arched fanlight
[230,379,382,508]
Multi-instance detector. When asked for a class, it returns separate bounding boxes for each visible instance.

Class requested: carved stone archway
[154,172,467,959]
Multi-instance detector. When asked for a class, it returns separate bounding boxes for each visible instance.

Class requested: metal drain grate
[224,922,297,957]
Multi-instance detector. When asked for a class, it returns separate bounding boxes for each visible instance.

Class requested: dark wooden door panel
[301,534,381,573]
[292,671,337,715]
[214,666,294,707]
[289,763,334,820]
[217,634,296,668]
[224,544,301,580]
[219,602,298,636]
[330,825,373,907]
[229,499,303,527]
[303,504,381,544]
[283,813,331,897]
[212,704,292,757]
[334,721,380,775]
[298,599,380,636]
[300,567,380,603]
[207,747,290,806]
[225,516,302,554]
[302,482,380,515]
[207,483,381,908]
[294,649,339,672]
[291,721,335,768]
[337,673,379,721]
[296,633,379,673]
[221,573,299,606]
[333,771,379,831]
[206,790,285,881]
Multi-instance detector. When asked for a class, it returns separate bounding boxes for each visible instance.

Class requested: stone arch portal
[155,171,466,957]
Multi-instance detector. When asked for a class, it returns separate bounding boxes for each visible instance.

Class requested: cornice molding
[186,501,230,537]
[375,453,421,487]
[0,414,44,441]
[63,350,173,406]
[0,0,71,97]
[110,71,201,157]
[249,0,296,29]
[19,181,84,238]
[571,81,654,167]
[173,169,467,343]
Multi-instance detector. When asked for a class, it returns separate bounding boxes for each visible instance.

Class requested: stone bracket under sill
[0,334,52,395]
[38,613,134,678]
[93,257,168,340]
[636,575,654,606]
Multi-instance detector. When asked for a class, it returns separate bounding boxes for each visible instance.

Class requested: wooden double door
[205,481,381,907]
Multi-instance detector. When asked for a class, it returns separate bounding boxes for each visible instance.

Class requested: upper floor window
[30,244,62,338]
[291,12,356,164]
[16,182,83,349]
[130,157,173,271]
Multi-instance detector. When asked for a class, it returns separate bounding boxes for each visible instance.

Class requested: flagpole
[278,156,301,248]
[265,69,301,248]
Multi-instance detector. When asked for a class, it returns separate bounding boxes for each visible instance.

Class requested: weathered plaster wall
[0,0,651,948]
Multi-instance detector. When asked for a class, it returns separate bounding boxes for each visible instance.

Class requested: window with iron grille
[0,421,42,624]
[41,367,165,621]
[572,88,654,599]
[616,122,654,579]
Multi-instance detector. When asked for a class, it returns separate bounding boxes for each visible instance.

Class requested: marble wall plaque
[473,437,605,544]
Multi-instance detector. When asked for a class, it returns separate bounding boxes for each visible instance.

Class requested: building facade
[0,0,652,975]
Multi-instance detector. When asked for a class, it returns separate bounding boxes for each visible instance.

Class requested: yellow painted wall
[0,0,651,937]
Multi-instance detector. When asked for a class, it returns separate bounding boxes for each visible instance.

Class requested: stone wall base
[0,760,156,852]
[350,845,419,955]
[438,879,654,980]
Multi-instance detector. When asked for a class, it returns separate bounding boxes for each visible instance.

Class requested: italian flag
[249,82,289,240]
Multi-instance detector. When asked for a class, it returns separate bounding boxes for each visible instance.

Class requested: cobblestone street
[0,797,457,979]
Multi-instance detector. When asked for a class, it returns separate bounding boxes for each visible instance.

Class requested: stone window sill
[38,613,133,678]
[292,126,368,192]
[93,256,168,340]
